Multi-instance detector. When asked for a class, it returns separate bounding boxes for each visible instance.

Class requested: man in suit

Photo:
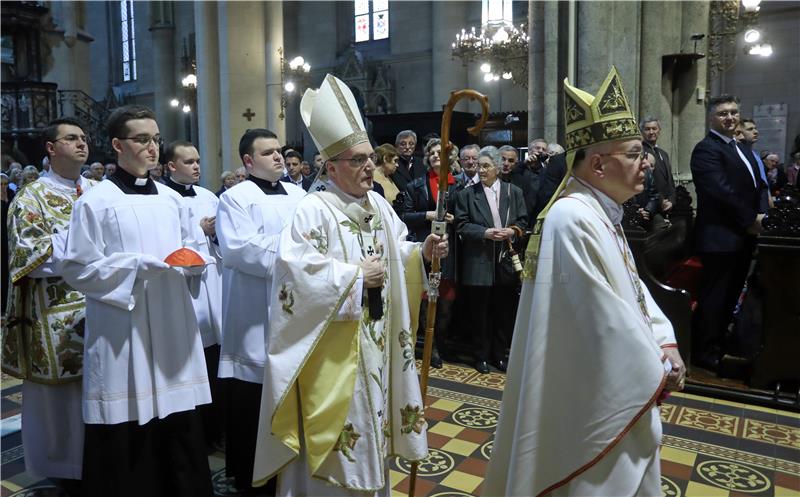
[787,152,800,186]
[390,130,425,192]
[280,150,313,191]
[455,146,527,373]
[736,118,771,211]
[640,117,676,214]
[507,143,543,223]
[456,144,480,186]
[690,94,767,372]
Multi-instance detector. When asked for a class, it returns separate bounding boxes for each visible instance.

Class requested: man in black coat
[533,151,567,219]
[641,117,676,214]
[390,130,426,192]
[690,94,767,372]
[502,145,542,224]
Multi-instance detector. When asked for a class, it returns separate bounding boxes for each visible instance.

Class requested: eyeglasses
[121,135,163,147]
[54,134,89,144]
[597,150,647,161]
[335,153,377,168]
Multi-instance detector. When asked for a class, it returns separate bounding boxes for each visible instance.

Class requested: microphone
[368,288,383,320]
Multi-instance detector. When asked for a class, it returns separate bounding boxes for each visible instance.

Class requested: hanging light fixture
[452,0,529,87]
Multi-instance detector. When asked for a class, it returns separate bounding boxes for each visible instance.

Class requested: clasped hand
[360,255,384,289]
[663,347,686,392]
[422,233,448,261]
[484,227,515,241]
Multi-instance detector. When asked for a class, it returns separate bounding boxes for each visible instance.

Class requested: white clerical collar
[171,178,194,190]
[43,168,82,188]
[710,128,735,144]
[572,177,624,225]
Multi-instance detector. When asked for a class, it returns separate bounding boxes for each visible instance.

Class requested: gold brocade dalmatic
[2,177,95,383]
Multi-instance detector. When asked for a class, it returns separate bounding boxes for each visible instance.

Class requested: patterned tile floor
[2,365,799,497]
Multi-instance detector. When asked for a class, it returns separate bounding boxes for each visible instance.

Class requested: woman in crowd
[21,165,39,186]
[454,146,527,374]
[217,170,237,197]
[372,144,401,207]
[398,138,463,368]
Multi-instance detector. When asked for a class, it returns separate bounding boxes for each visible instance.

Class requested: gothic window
[120,0,137,81]
[354,0,389,43]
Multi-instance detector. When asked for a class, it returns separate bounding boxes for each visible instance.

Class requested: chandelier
[451,0,529,87]
[708,0,770,77]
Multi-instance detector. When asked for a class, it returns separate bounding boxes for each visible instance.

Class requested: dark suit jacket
[690,132,766,253]
[644,142,676,204]
[454,181,527,287]
[508,163,542,223]
[533,152,567,219]
[390,154,426,193]
[398,174,463,279]
[280,174,313,191]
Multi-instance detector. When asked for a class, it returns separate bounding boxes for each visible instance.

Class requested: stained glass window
[355,1,389,42]
[120,0,137,81]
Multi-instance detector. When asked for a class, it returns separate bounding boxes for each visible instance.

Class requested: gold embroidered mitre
[563,65,639,166]
[300,74,369,160]
[522,66,639,281]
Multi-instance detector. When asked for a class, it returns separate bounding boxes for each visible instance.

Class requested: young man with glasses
[690,95,767,373]
[62,105,214,497]
[3,117,97,496]
[252,74,447,496]
[486,67,685,497]
[215,128,306,495]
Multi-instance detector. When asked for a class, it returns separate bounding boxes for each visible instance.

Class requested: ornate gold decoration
[743,419,800,449]
[452,407,499,429]
[676,406,740,436]
[395,448,455,476]
[708,0,761,78]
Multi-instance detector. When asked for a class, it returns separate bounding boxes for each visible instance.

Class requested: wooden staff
[408,89,489,497]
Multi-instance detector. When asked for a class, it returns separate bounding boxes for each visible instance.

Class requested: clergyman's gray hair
[395,130,417,143]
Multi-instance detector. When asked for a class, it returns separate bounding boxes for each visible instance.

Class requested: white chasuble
[483,179,677,497]
[253,186,428,494]
[62,181,211,425]
[216,180,306,384]
[181,185,223,347]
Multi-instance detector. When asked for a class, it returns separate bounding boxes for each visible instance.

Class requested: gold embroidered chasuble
[253,185,427,491]
[2,173,96,383]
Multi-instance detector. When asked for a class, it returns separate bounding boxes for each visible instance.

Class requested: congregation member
[506,143,542,222]
[104,162,116,177]
[690,95,766,372]
[399,138,463,369]
[62,105,213,497]
[391,129,425,192]
[498,144,517,181]
[457,143,480,186]
[372,143,402,205]
[149,162,166,183]
[764,153,787,193]
[640,117,677,213]
[252,74,447,496]
[485,67,685,497]
[234,166,247,183]
[216,128,306,494]
[3,118,96,497]
[89,162,106,181]
[280,149,313,191]
[163,140,225,451]
[454,146,527,374]
[217,170,237,197]
[788,152,800,186]
[736,118,771,210]
[632,151,663,229]
[21,165,40,186]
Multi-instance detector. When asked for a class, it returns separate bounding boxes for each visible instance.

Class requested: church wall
[86,3,112,103]
[389,1,433,113]
[721,4,800,161]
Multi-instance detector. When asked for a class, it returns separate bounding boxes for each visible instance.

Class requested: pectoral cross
[364,215,373,224]
[366,247,375,256]
[242,108,256,121]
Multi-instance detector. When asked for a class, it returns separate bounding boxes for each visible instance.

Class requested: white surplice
[252,185,428,496]
[483,178,677,497]
[180,184,223,347]
[62,181,211,425]
[216,180,306,384]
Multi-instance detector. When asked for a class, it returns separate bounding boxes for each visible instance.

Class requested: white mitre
[300,74,369,161]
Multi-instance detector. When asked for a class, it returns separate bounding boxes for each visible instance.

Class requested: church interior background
[1,1,799,496]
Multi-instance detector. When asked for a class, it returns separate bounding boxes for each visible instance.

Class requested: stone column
[194,1,222,190]
[676,1,711,183]
[264,1,286,142]
[575,0,641,112]
[217,2,269,170]
[528,0,545,142]
[42,2,94,95]
[542,0,561,142]
[149,3,177,142]
[431,1,468,112]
